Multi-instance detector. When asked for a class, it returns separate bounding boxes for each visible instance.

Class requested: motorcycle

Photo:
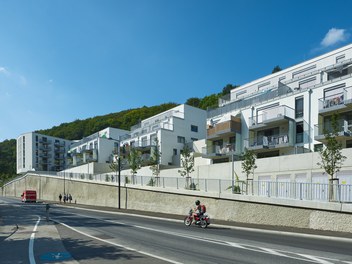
[184,208,210,228]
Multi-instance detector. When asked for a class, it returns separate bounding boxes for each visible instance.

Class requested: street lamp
[109,137,121,209]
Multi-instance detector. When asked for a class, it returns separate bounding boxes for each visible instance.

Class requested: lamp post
[109,137,121,209]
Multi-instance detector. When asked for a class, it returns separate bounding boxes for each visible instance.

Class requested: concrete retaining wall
[3,173,352,233]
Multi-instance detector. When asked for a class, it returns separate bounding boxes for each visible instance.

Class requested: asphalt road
[1,196,352,264]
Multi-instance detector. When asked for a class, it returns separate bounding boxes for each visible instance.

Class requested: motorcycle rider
[193,200,205,222]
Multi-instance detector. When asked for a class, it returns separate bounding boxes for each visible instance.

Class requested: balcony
[249,105,295,129]
[39,139,52,144]
[130,139,157,149]
[318,87,352,115]
[202,143,237,158]
[207,116,241,140]
[245,133,292,151]
[314,122,352,142]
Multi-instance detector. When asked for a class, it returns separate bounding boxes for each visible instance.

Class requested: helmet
[195,200,200,205]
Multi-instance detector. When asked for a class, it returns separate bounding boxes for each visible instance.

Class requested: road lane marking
[52,208,352,264]
[54,205,352,243]
[29,216,41,264]
[54,219,182,264]
[296,254,334,264]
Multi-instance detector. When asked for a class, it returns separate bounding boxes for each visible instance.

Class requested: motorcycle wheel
[184,216,192,226]
[200,219,208,229]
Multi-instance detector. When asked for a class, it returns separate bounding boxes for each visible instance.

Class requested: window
[177,136,185,144]
[236,90,247,99]
[292,65,316,79]
[336,54,345,63]
[347,140,352,148]
[191,125,198,132]
[191,138,198,141]
[296,122,304,143]
[295,97,304,118]
[298,77,316,89]
[258,81,271,89]
[327,67,350,81]
[173,149,177,155]
[314,144,323,152]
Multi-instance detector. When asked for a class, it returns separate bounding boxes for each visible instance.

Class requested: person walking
[69,194,72,203]
[45,203,50,221]
[59,194,62,203]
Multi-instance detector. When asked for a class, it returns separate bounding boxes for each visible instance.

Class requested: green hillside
[0,84,236,186]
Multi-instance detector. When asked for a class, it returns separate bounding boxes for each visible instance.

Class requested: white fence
[54,172,352,202]
[8,172,352,203]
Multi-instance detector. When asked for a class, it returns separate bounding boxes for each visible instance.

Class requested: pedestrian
[59,194,62,203]
[45,203,50,221]
[64,194,67,203]
[69,194,72,203]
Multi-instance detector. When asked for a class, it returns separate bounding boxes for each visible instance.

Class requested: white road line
[54,205,352,243]
[296,254,334,264]
[55,220,182,264]
[260,247,288,257]
[52,209,351,264]
[29,216,41,264]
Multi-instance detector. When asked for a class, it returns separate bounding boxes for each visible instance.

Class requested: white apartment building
[204,43,352,163]
[120,104,206,167]
[17,132,72,174]
[68,127,129,167]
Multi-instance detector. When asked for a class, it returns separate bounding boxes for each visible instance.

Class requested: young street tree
[149,138,162,185]
[109,154,120,183]
[241,148,257,194]
[317,114,346,201]
[128,147,142,184]
[178,144,195,189]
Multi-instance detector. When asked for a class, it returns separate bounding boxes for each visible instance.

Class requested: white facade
[120,104,206,166]
[205,43,352,162]
[17,132,72,174]
[68,127,129,167]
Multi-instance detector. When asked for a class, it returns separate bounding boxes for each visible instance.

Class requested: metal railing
[318,86,352,111]
[249,105,295,126]
[13,172,352,203]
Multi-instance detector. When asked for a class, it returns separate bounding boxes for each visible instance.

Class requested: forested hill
[0,83,239,185]
[36,103,178,140]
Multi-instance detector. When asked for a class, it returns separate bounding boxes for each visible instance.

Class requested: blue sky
[1,0,352,141]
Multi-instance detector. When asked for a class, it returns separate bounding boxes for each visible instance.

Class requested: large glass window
[295,97,304,118]
[296,122,304,143]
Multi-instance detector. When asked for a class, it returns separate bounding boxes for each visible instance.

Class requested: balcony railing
[202,143,236,156]
[318,86,352,112]
[245,133,290,149]
[207,117,241,139]
[249,105,295,127]
[130,122,174,138]
[208,85,292,119]
[314,122,352,139]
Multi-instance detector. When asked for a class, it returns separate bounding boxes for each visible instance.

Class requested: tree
[109,153,121,183]
[221,84,239,96]
[185,97,201,108]
[127,147,142,184]
[149,138,162,185]
[199,94,220,110]
[178,144,195,189]
[272,65,282,73]
[317,114,346,201]
[241,148,257,194]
